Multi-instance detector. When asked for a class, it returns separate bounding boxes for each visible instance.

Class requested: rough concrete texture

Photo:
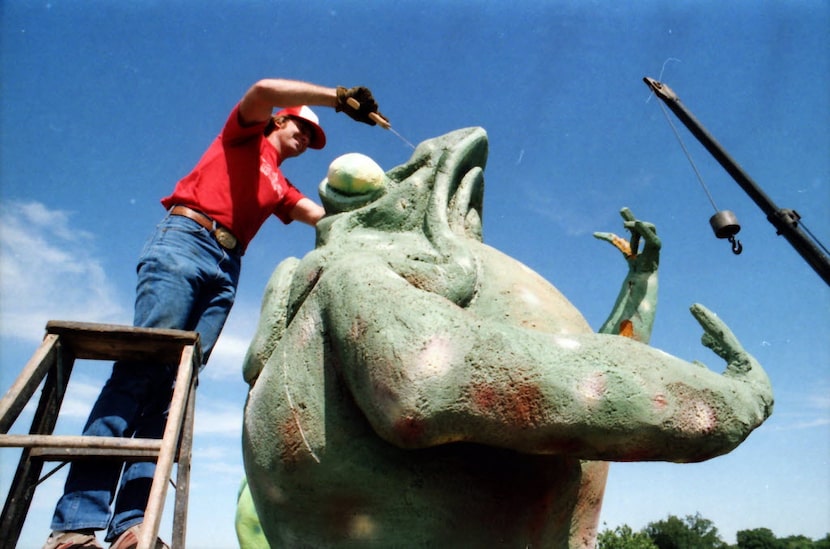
[237,127,773,548]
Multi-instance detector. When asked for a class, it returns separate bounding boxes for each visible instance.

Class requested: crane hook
[728,235,743,255]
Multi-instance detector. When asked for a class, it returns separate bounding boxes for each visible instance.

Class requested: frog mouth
[428,127,488,241]
[318,127,488,242]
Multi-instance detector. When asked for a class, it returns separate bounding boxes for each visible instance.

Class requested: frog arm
[594,208,660,343]
[319,257,772,463]
[242,256,300,386]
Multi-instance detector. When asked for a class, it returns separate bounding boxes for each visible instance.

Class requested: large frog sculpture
[236,127,773,548]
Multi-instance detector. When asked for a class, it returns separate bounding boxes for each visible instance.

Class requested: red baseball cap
[274,105,326,149]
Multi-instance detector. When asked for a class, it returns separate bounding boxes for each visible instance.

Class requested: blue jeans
[50,212,241,541]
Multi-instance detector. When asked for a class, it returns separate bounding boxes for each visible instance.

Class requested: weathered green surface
[235,477,269,549]
[237,128,773,548]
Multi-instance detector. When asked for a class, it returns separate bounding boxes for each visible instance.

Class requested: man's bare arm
[238,79,338,126]
[290,197,326,226]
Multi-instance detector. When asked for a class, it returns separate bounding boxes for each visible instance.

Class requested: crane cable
[655,98,743,254]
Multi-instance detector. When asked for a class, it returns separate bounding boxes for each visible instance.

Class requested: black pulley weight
[709,210,743,254]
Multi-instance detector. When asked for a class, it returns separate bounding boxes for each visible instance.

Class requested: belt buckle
[214,227,238,252]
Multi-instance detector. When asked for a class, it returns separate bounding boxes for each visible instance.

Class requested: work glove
[336,86,387,126]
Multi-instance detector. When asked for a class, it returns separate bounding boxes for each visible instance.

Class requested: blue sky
[1,1,828,547]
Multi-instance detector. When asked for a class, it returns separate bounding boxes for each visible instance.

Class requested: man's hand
[336,86,386,126]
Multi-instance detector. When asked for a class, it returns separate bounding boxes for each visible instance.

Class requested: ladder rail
[0,334,61,433]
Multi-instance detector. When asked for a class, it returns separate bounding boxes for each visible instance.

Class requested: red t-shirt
[161,104,305,251]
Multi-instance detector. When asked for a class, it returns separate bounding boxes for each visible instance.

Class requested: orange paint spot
[619,319,634,339]
[278,416,306,464]
[610,235,632,256]
[470,382,545,427]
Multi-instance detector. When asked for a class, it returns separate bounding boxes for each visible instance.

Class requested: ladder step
[31,448,164,461]
[0,434,163,452]
[45,320,200,363]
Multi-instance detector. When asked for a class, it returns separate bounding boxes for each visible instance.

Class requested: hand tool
[346,97,416,150]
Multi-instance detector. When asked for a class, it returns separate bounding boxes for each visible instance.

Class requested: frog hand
[594,208,661,272]
[593,231,633,258]
[690,303,774,417]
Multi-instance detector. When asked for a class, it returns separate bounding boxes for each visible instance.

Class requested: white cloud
[205,329,253,381]
[770,382,830,432]
[202,459,245,477]
[194,401,243,437]
[0,200,128,342]
[192,439,244,476]
[59,376,108,419]
[809,389,830,410]
[0,199,259,384]
[520,179,615,237]
[785,417,830,429]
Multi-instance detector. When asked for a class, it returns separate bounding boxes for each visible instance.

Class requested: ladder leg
[172,372,198,548]
[0,446,44,549]
[138,344,196,549]
[0,343,75,549]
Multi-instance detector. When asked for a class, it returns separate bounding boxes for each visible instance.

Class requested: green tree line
[598,513,830,549]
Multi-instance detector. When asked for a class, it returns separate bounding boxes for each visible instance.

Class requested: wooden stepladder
[0,321,201,549]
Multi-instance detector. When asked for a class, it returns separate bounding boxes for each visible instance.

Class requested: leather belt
[170,205,242,255]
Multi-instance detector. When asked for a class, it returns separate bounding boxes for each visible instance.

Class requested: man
[43,79,384,549]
